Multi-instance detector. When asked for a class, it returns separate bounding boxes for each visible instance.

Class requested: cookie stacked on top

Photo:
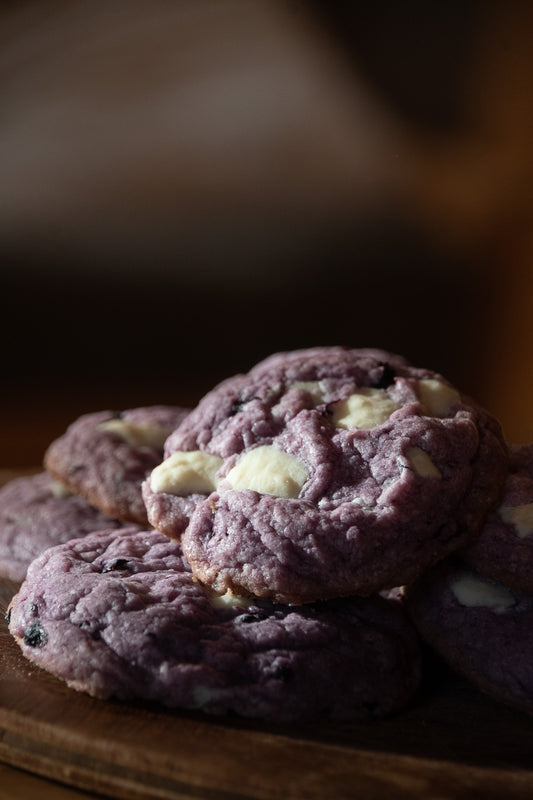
[143,346,507,603]
[4,346,521,721]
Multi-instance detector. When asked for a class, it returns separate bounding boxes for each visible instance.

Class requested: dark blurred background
[1,0,532,466]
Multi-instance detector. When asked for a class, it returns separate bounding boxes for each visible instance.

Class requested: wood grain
[2,470,533,799]
[0,762,98,800]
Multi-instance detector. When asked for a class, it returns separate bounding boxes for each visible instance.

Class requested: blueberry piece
[374,363,396,389]
[24,622,47,648]
[274,664,293,682]
[101,558,129,573]
[229,398,248,416]
[237,611,266,624]
[78,620,101,640]
[229,396,258,416]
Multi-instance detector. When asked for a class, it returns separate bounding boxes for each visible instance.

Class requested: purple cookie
[461,444,533,593]
[7,527,421,722]
[405,558,533,716]
[45,406,190,525]
[0,472,135,582]
[143,347,507,603]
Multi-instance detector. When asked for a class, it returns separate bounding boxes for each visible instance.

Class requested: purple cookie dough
[249,346,410,378]
[461,444,533,593]
[0,472,135,582]
[143,347,507,603]
[405,558,533,716]
[8,528,421,722]
[45,405,190,525]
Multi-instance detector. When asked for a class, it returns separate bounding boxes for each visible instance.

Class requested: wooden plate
[1,470,533,799]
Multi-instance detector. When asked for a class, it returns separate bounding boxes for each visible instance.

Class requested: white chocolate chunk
[352,497,374,510]
[50,480,74,499]
[206,589,250,609]
[225,445,308,498]
[150,451,223,495]
[99,419,169,449]
[417,379,460,417]
[451,575,515,612]
[500,503,533,538]
[331,389,400,430]
[406,447,442,479]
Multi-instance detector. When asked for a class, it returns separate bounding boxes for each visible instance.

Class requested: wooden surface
[2,472,533,799]
[0,762,98,800]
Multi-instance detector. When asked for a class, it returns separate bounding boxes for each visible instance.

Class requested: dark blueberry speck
[24,622,47,648]
[102,559,129,573]
[5,607,11,624]
[237,612,267,624]
[79,620,101,640]
[374,363,396,389]
[229,397,255,416]
[274,665,293,683]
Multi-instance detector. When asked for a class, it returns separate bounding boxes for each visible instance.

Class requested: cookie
[405,558,533,716]
[45,405,190,525]
[143,347,507,603]
[461,444,533,593]
[0,472,135,582]
[7,527,421,722]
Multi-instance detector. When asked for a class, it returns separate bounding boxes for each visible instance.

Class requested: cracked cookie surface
[0,472,136,582]
[45,405,190,525]
[461,443,533,593]
[143,347,508,603]
[405,558,533,716]
[8,527,421,721]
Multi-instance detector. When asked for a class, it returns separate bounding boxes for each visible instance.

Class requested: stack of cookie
[405,443,533,716]
[3,346,522,722]
[0,406,190,581]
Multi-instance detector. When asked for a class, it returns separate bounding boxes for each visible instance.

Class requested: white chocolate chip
[205,589,250,609]
[500,503,533,538]
[150,451,223,495]
[417,379,460,417]
[331,389,400,430]
[451,574,515,612]
[50,480,74,499]
[352,497,373,510]
[225,445,308,498]
[99,419,169,449]
[406,447,442,479]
